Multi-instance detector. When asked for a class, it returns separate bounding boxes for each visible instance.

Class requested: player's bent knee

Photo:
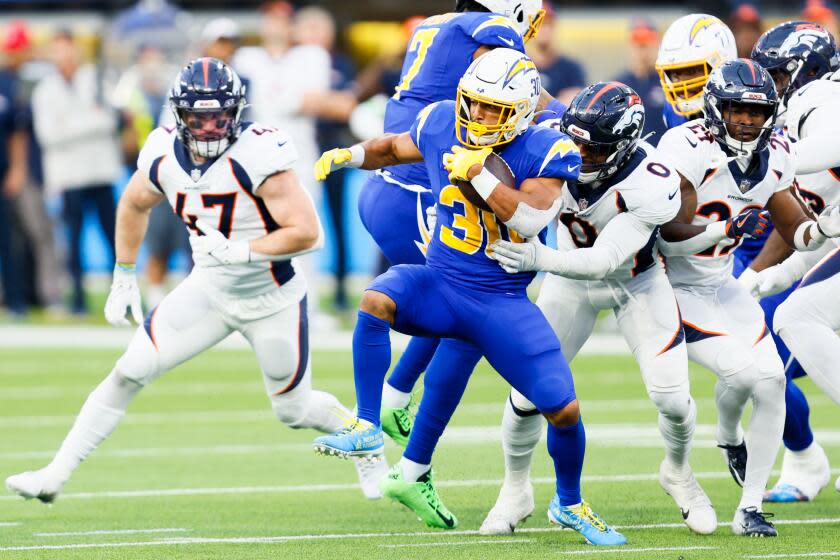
[544,399,580,428]
[360,290,396,324]
[114,329,162,386]
[648,390,691,421]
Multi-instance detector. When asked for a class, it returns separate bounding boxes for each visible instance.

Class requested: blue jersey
[409,100,580,293]
[662,103,690,130]
[383,12,525,188]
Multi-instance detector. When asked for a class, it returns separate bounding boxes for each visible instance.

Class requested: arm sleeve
[657,220,728,256]
[780,240,839,282]
[793,105,840,174]
[548,212,657,279]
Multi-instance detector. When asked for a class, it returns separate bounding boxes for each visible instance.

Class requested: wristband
[115,262,136,273]
[470,166,500,200]
[348,144,365,167]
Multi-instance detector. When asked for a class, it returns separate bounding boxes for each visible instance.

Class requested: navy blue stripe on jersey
[566,146,647,207]
[228,157,295,286]
[726,148,769,193]
[148,156,165,193]
[658,307,685,355]
[772,169,782,180]
[509,394,541,417]
[682,321,725,343]
[631,227,659,277]
[143,305,159,349]
[174,136,216,179]
[799,248,840,289]
[274,296,309,395]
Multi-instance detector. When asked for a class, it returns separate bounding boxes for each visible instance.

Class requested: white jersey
[658,119,795,288]
[786,79,840,212]
[556,141,681,281]
[137,122,306,307]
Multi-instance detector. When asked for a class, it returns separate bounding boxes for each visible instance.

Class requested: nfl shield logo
[578,198,589,210]
[739,179,752,193]
[190,168,201,182]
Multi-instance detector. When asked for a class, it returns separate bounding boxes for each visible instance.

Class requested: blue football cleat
[313,419,384,459]
[764,483,808,503]
[548,496,628,546]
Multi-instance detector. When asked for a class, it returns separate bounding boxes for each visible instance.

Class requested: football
[454,151,516,212]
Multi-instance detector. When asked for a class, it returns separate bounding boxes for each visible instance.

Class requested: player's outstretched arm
[765,186,840,251]
[314,132,423,181]
[105,170,164,326]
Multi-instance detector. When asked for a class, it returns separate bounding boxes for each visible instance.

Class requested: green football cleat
[380,465,458,529]
[380,405,414,447]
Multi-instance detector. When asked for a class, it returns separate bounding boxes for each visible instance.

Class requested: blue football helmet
[703,59,779,157]
[560,81,645,184]
[168,57,246,158]
[751,21,839,124]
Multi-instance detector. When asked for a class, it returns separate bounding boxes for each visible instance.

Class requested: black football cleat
[718,441,748,487]
[733,507,777,537]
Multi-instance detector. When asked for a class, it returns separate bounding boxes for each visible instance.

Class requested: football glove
[736,267,759,296]
[425,204,437,233]
[314,148,353,181]
[443,145,492,182]
[817,205,840,238]
[104,265,143,326]
[725,208,770,239]
[490,237,552,274]
[189,219,250,267]
[752,263,800,299]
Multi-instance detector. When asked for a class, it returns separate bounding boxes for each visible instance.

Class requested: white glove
[817,205,840,238]
[425,204,437,232]
[189,219,250,267]
[737,267,759,296]
[489,237,552,274]
[104,265,143,326]
[752,263,800,299]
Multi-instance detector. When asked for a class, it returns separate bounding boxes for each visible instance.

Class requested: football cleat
[732,507,777,537]
[547,496,627,546]
[313,419,384,459]
[658,460,717,534]
[479,482,535,535]
[353,455,389,500]
[380,404,413,448]
[5,469,64,504]
[764,443,830,503]
[380,465,458,529]
[835,474,840,493]
[718,441,748,487]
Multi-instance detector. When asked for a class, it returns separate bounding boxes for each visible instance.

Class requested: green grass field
[1,346,839,559]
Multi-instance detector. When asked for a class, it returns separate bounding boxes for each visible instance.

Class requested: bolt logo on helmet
[466,0,546,42]
[656,14,737,117]
[703,59,779,157]
[455,48,541,148]
[751,20,839,125]
[168,57,247,159]
[560,81,645,184]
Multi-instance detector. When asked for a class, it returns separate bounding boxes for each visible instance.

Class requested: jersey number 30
[439,185,522,256]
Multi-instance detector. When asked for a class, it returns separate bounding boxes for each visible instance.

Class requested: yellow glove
[314,148,353,181]
[443,145,492,182]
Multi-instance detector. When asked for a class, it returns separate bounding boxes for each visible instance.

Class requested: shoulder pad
[231,123,299,193]
[137,126,175,180]
[619,148,681,225]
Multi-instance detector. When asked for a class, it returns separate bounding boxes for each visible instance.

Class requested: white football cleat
[353,455,389,500]
[835,474,840,493]
[5,469,64,503]
[479,481,534,535]
[764,442,830,503]
[658,460,717,535]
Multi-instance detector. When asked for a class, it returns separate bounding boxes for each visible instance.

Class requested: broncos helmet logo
[611,104,644,136]
[779,28,829,57]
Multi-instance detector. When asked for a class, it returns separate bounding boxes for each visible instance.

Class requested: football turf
[1,347,839,559]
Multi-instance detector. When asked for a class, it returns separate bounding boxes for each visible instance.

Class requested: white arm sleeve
[547,212,657,280]
[503,198,563,239]
[777,240,838,282]
[793,105,840,174]
[657,221,728,256]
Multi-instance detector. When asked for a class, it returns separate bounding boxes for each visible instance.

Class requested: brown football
[454,151,516,212]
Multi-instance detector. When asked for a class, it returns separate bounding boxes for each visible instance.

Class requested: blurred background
[0,0,836,326]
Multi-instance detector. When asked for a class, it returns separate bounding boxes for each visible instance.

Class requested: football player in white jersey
[747,22,840,495]
[5,58,386,502]
[657,59,840,536]
[484,82,717,535]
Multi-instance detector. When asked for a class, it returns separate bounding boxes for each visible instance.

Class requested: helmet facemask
[657,59,714,116]
[569,135,636,184]
[174,104,242,159]
[706,98,777,157]
[523,9,545,42]
[455,88,532,148]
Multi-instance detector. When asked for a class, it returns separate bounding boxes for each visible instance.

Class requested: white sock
[714,376,748,447]
[739,375,785,510]
[382,383,411,409]
[399,457,430,482]
[659,397,696,472]
[272,389,350,433]
[47,371,142,482]
[501,397,543,488]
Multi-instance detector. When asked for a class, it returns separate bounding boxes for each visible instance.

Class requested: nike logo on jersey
[277,141,287,148]
[497,36,515,47]
[567,164,580,173]
[685,137,698,148]
[668,189,678,200]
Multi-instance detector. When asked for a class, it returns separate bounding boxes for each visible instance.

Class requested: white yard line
[562,546,719,555]
[745,554,840,559]
[0,522,20,527]
[379,538,534,548]
[34,528,189,537]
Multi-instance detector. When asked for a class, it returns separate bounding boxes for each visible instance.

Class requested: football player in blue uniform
[343,0,558,447]
[312,48,626,546]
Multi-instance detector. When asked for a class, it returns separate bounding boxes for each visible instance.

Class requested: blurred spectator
[32,30,122,314]
[802,0,839,39]
[729,2,763,58]
[295,6,354,310]
[234,1,332,326]
[113,44,186,309]
[527,3,586,105]
[613,18,667,145]
[201,17,241,64]
[1,21,66,314]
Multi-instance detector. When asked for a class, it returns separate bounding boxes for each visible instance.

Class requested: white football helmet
[475,0,545,41]
[456,47,541,148]
[656,14,737,116]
